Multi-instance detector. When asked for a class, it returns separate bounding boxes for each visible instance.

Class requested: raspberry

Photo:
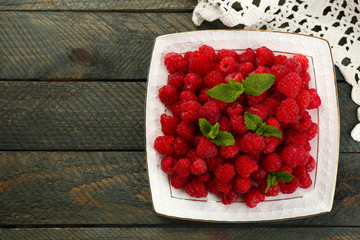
[305,156,316,172]
[282,57,301,74]
[270,64,290,84]
[198,101,221,124]
[262,153,282,173]
[220,143,240,158]
[237,62,255,76]
[174,158,192,177]
[170,101,182,118]
[219,117,230,132]
[274,55,287,65]
[305,122,318,141]
[186,149,200,162]
[184,51,194,62]
[164,52,188,73]
[184,73,203,92]
[276,73,302,98]
[217,49,238,61]
[244,188,265,208]
[263,98,280,117]
[308,89,321,109]
[247,105,268,121]
[168,72,185,90]
[180,100,201,123]
[276,99,299,123]
[299,174,312,189]
[196,136,219,158]
[154,136,174,155]
[224,72,243,83]
[285,129,307,147]
[199,44,216,61]
[159,85,179,105]
[206,156,225,172]
[217,57,237,74]
[263,136,281,154]
[220,189,238,205]
[205,178,219,194]
[279,177,300,194]
[235,155,259,178]
[230,115,248,135]
[191,158,208,175]
[203,70,224,88]
[256,46,274,66]
[226,102,244,117]
[280,165,293,173]
[293,166,307,181]
[303,141,311,151]
[215,163,236,182]
[197,171,211,182]
[160,114,179,136]
[239,133,265,154]
[171,174,189,189]
[238,48,256,64]
[265,118,280,129]
[258,182,280,196]
[300,72,311,89]
[250,65,269,75]
[295,89,310,110]
[213,99,230,113]
[281,145,307,168]
[294,54,309,72]
[180,91,198,102]
[161,156,176,174]
[291,110,312,131]
[215,179,233,193]
[176,121,196,141]
[185,178,208,198]
[189,51,213,75]
[234,176,252,193]
[247,91,268,106]
[251,167,267,184]
[173,137,192,156]
[198,87,211,104]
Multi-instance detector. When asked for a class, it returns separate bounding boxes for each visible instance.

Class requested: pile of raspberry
[154,45,321,208]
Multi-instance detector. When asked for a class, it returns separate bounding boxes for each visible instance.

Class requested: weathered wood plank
[0,151,358,225]
[1,227,360,240]
[0,1,195,11]
[0,81,355,151]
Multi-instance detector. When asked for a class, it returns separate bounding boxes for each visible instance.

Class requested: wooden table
[0,1,359,239]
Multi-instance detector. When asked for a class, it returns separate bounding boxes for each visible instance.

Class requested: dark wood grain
[0,151,358,225]
[0,81,356,151]
[1,227,360,240]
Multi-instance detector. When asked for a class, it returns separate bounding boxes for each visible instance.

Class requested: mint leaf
[242,73,275,96]
[262,125,282,138]
[274,171,295,183]
[255,122,267,135]
[208,122,220,139]
[266,174,277,193]
[244,112,263,131]
[211,131,235,147]
[199,118,213,138]
[206,81,244,103]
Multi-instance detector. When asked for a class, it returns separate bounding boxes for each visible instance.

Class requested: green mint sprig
[244,112,282,138]
[266,171,295,193]
[199,118,235,147]
[206,73,275,103]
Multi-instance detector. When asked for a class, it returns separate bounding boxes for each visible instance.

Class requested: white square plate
[146,30,339,222]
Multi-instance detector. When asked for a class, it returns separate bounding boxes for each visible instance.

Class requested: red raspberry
[215,179,233,193]
[196,136,218,158]
[159,85,179,105]
[184,73,203,92]
[274,55,287,65]
[282,57,301,74]
[239,133,265,155]
[176,121,196,141]
[220,143,240,158]
[205,178,219,194]
[220,189,238,205]
[251,167,267,184]
[276,99,299,123]
[281,145,307,168]
[189,51,213,75]
[244,188,265,208]
[199,44,216,61]
[186,149,200,162]
[213,98,229,112]
[265,118,280,129]
[293,166,307,181]
[234,176,252,193]
[247,91,268,106]
[276,73,302,98]
[279,177,300,194]
[203,70,224,88]
[256,46,274,66]
[270,64,291,84]
[237,62,255,76]
[226,102,244,117]
[224,73,243,83]
[215,163,236,182]
[184,51,194,62]
[191,158,208,175]
[154,136,174,155]
[308,89,321,109]
[263,98,280,117]
[198,101,221,124]
[300,72,311,89]
[299,174,312,189]
[180,100,201,123]
[303,141,311,151]
[247,105,268,121]
[294,54,309,72]
[173,137,192,156]
[230,115,248,135]
[168,72,185,90]
[250,65,270,75]
[280,165,293,173]
[285,129,307,147]
[170,101,182,118]
[160,114,179,136]
[238,48,256,64]
[186,178,208,198]
[305,122,319,141]
[263,136,281,154]
[291,110,312,131]
[258,182,280,197]
[206,156,225,172]
[164,52,188,73]
[235,155,259,178]
[197,171,211,182]
[161,156,176,174]
[174,158,192,177]
[217,49,238,61]
[295,89,310,110]
[171,174,189,189]
[180,91,198,102]
[219,117,230,132]
[262,153,282,173]
[271,89,286,102]
[217,57,237,74]
[305,156,316,172]
[198,87,211,104]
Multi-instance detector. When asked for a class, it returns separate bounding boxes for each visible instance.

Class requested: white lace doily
[193,0,360,141]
